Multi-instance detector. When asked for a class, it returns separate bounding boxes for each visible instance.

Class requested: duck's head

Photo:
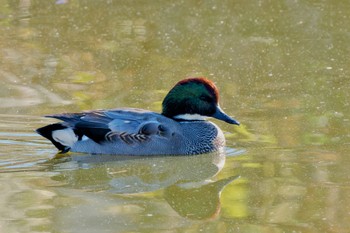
[162,77,239,125]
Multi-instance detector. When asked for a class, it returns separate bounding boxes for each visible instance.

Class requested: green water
[0,1,349,232]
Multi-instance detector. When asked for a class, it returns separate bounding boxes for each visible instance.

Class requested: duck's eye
[199,95,212,102]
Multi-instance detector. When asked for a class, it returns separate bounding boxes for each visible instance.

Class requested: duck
[36,77,240,155]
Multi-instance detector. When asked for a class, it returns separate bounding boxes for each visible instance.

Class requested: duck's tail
[36,123,77,153]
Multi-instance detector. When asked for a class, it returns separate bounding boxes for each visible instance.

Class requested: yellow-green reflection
[0,0,349,232]
[47,151,238,221]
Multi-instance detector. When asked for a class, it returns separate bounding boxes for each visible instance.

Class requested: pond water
[1,1,349,232]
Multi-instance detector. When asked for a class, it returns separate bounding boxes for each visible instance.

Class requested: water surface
[0,1,349,233]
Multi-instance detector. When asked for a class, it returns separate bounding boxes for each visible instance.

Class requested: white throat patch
[173,114,207,121]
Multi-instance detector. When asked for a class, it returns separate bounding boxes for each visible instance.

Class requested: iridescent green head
[162,77,239,125]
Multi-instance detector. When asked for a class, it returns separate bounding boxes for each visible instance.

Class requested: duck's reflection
[164,175,239,219]
[50,150,239,220]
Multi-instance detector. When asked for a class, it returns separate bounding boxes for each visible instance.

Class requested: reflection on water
[51,152,226,192]
[47,151,238,221]
[0,0,350,233]
[164,175,239,220]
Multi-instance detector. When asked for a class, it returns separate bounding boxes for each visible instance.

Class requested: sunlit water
[1,1,350,233]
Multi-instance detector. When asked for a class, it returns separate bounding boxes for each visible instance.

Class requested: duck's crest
[176,77,219,101]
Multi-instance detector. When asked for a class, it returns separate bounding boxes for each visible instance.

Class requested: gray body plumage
[41,108,226,155]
